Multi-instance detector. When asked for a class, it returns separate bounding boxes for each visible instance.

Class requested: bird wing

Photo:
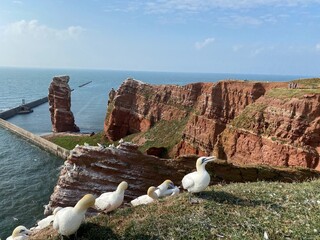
[182,173,195,190]
[36,215,55,229]
[52,207,68,230]
[131,195,153,206]
[154,188,161,197]
[160,186,180,197]
[95,192,113,210]
[170,186,180,196]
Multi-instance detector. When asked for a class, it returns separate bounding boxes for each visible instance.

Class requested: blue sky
[0,0,320,75]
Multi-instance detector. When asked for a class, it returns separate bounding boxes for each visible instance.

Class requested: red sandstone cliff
[216,93,320,170]
[48,76,80,132]
[46,142,320,215]
[104,78,320,170]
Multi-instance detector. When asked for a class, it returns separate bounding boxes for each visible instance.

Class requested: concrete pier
[0,97,48,120]
[0,118,69,159]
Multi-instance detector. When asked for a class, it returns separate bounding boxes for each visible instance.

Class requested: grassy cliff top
[266,88,320,99]
[265,78,320,99]
[43,132,109,150]
[293,78,320,88]
[31,179,320,240]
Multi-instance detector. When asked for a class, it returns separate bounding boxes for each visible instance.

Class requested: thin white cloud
[250,45,276,56]
[13,0,23,4]
[219,15,262,26]
[195,37,215,50]
[103,2,142,13]
[316,43,320,51]
[251,47,265,56]
[2,20,85,40]
[233,44,244,52]
[145,0,320,14]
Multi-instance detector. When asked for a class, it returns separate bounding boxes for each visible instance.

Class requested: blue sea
[0,67,310,238]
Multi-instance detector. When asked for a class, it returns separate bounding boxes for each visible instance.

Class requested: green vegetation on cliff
[266,88,320,99]
[266,78,320,99]
[125,118,189,157]
[46,132,109,150]
[45,117,188,156]
[293,78,320,89]
[231,103,267,129]
[32,179,320,240]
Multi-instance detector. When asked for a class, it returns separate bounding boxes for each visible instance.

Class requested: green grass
[48,132,109,150]
[231,103,267,129]
[266,88,320,99]
[293,78,320,89]
[265,78,320,99]
[32,179,320,240]
[125,118,189,157]
[48,116,188,155]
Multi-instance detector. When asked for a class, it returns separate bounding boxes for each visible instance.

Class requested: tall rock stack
[48,75,80,132]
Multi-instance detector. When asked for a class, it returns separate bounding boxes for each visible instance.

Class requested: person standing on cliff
[108,88,116,104]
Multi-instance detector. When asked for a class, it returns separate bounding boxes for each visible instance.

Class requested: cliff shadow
[195,190,282,211]
[77,222,119,240]
[76,222,160,240]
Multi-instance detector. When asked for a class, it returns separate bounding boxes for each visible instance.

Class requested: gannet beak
[204,156,215,163]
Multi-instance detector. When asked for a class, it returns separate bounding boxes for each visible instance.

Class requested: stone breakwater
[0,97,48,120]
[48,75,80,133]
[104,78,320,170]
[0,118,69,159]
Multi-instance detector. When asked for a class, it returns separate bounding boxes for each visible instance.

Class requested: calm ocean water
[0,67,309,238]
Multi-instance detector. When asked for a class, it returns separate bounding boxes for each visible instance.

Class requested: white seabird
[6,225,31,240]
[154,179,179,198]
[108,144,115,148]
[53,194,96,238]
[182,156,215,193]
[130,186,159,206]
[97,143,105,149]
[94,181,128,213]
[34,207,62,230]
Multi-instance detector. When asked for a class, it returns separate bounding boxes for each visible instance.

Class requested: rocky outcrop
[104,78,192,140]
[104,78,320,170]
[48,76,79,132]
[46,142,195,214]
[46,142,320,215]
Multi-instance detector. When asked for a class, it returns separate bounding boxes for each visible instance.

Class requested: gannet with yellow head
[155,179,179,198]
[94,181,128,213]
[182,156,215,193]
[6,225,31,240]
[130,186,159,206]
[53,194,95,238]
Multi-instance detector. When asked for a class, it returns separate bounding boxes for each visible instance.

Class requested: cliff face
[46,143,195,214]
[48,76,80,132]
[104,79,194,140]
[217,93,320,170]
[104,79,273,151]
[46,142,320,215]
[104,78,320,170]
